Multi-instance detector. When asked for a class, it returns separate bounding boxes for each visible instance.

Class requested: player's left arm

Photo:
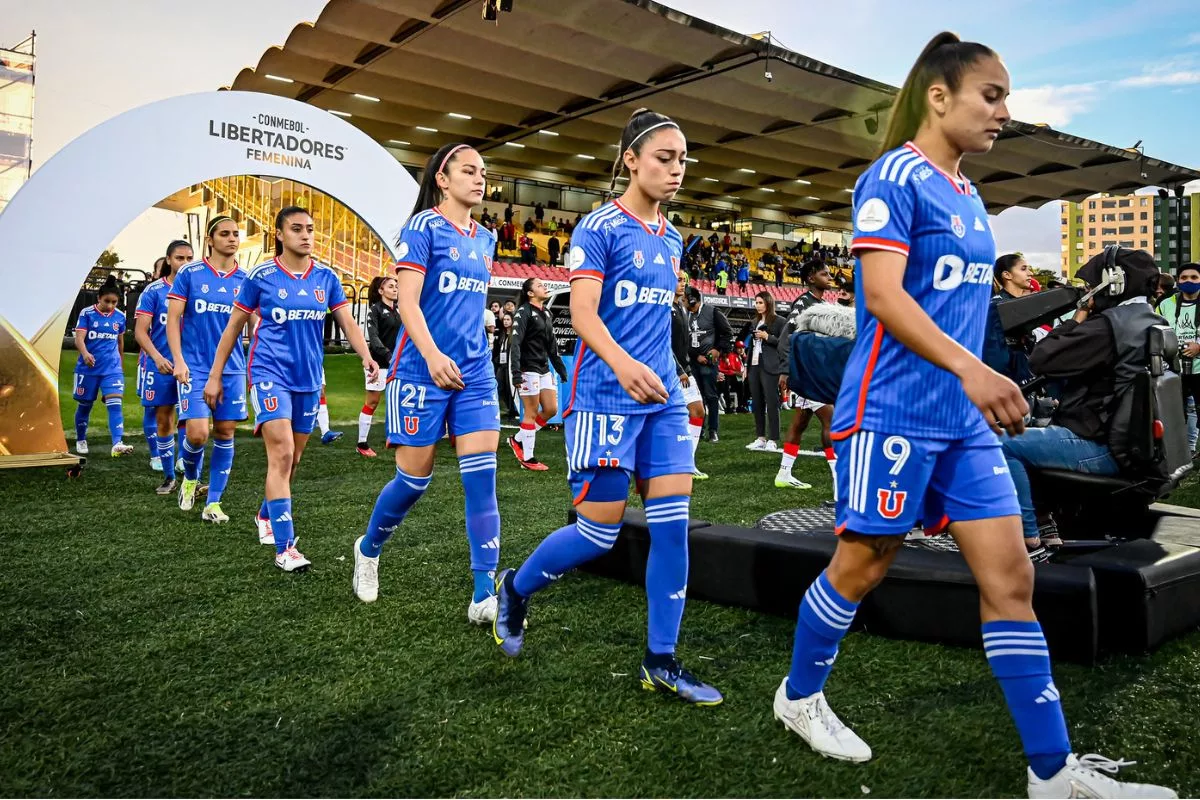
[332,304,379,382]
[203,307,252,408]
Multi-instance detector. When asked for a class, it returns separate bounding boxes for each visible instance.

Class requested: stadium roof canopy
[226,0,1200,228]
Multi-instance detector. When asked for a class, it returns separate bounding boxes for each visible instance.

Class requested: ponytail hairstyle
[97,275,122,301]
[205,215,235,256]
[993,252,1024,288]
[608,108,681,198]
[274,205,311,256]
[879,32,998,155]
[367,274,397,306]
[165,239,192,260]
[408,142,473,222]
[520,276,537,304]
[154,257,169,279]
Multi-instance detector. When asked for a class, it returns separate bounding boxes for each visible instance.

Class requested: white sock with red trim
[688,416,704,456]
[824,446,838,501]
[317,397,330,435]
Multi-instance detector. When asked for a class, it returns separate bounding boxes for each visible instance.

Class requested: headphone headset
[1076,245,1127,309]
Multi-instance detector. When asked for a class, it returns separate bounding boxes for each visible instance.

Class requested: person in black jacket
[740,291,788,451]
[358,275,400,457]
[506,277,567,470]
[1001,247,1163,549]
[673,273,708,479]
[684,285,732,441]
[492,312,520,419]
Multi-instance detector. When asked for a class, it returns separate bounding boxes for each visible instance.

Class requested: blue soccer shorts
[73,372,124,402]
[565,403,694,502]
[138,362,179,408]
[250,381,321,435]
[833,428,1020,536]
[178,373,248,422]
[385,373,501,448]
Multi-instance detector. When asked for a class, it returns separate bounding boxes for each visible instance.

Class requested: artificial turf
[0,352,1196,797]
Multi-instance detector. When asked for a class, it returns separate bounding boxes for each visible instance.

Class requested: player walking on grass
[357,275,401,457]
[772,32,1175,799]
[492,109,721,706]
[506,276,567,471]
[207,206,378,572]
[167,216,247,523]
[135,240,193,494]
[352,143,503,623]
[72,276,133,458]
[672,271,708,480]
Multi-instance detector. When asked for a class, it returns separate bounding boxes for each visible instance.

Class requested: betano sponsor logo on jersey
[437,271,488,294]
[614,280,673,308]
[86,329,120,341]
[932,254,993,292]
[194,299,236,315]
[270,307,327,324]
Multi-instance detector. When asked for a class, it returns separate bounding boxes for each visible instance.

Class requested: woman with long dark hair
[771,32,1173,799]
[357,274,401,457]
[506,276,567,471]
[353,143,503,624]
[741,290,787,452]
[72,276,133,458]
[492,109,721,706]
[492,311,519,419]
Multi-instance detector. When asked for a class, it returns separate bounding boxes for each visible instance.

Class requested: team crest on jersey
[950,214,966,239]
[75,385,85,396]
[877,489,907,519]
[403,415,420,435]
[180,398,189,412]
[484,255,493,272]
[233,287,240,297]
[201,284,210,293]
[278,288,288,300]
[314,288,326,304]
[263,397,279,413]
[633,250,645,269]
[449,247,460,262]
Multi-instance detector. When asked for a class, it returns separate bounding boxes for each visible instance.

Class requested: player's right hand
[679,373,690,388]
[203,375,223,410]
[83,353,96,368]
[428,352,465,390]
[616,358,669,405]
[154,354,174,374]
[173,361,190,386]
[959,360,1028,437]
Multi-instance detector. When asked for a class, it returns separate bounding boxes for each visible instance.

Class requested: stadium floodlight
[703,177,719,182]
[265,74,294,83]
[576,154,595,159]
[388,139,410,146]
[794,178,811,184]
[805,196,820,201]
[504,142,525,148]
[354,94,380,102]
[416,126,439,133]
[684,157,698,163]
[540,130,559,136]
[739,168,755,173]
[761,187,775,192]
[448,112,472,119]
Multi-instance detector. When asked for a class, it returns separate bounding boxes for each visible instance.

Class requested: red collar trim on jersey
[613,199,666,237]
[274,255,314,280]
[93,304,115,317]
[903,141,970,195]
[434,206,477,238]
[203,257,240,278]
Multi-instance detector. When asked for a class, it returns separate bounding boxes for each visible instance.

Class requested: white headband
[626,120,679,151]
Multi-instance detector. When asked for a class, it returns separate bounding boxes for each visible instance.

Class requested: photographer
[1000,248,1164,549]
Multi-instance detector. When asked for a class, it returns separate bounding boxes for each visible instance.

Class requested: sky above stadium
[3,0,1197,273]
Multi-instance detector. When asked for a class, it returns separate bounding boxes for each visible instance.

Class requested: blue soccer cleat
[492,568,529,657]
[321,430,344,445]
[639,656,724,706]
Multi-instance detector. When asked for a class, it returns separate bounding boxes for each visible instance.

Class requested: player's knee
[541,400,558,419]
[979,556,1035,611]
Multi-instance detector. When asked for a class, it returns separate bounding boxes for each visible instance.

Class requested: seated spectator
[523,217,535,234]
[1001,248,1163,550]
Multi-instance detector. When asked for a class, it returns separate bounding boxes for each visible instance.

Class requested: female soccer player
[506,276,567,471]
[135,240,193,493]
[72,276,134,458]
[352,142,503,623]
[492,109,721,706]
[672,271,707,479]
[357,274,401,458]
[772,33,1174,799]
[139,257,168,474]
[206,206,378,572]
[167,216,247,522]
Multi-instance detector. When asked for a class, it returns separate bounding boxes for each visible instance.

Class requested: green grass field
[1,352,1197,797]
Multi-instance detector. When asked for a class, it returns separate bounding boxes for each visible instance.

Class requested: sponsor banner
[488,275,569,293]
[0,90,417,460]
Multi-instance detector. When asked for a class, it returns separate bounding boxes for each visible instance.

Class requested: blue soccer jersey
[236,257,348,392]
[75,305,126,376]
[564,199,684,416]
[168,259,247,377]
[135,277,172,367]
[832,142,997,441]
[389,208,497,384]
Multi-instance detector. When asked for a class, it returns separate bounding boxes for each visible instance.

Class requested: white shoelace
[1074,753,1136,777]
[359,558,379,585]
[806,695,847,736]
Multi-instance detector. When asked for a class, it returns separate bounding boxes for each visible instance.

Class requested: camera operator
[1000,248,1163,549]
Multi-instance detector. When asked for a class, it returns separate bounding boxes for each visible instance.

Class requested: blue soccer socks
[181,438,205,481]
[459,453,501,599]
[74,401,93,442]
[360,467,432,558]
[644,495,691,656]
[512,514,620,597]
[786,570,859,699]
[267,497,295,555]
[104,397,124,445]
[207,438,235,504]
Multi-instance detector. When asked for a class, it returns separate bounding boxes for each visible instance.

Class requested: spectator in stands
[736,261,750,294]
[480,209,492,226]
[837,279,855,307]
[1156,263,1200,451]
[492,312,519,420]
[684,285,732,441]
[1155,272,1177,308]
[547,233,561,267]
[715,254,728,281]
[534,201,545,229]
[723,232,732,252]
[741,291,787,451]
[503,299,516,317]
[719,342,748,412]
[715,265,729,295]
[523,216,536,235]
[504,202,514,224]
[519,233,535,265]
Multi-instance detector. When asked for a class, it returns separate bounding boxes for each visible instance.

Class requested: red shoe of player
[519,458,549,472]
[357,444,377,458]
[506,435,525,463]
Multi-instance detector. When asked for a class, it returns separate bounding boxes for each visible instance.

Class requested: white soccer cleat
[150,456,162,472]
[110,442,134,457]
[467,594,498,625]
[746,438,768,451]
[352,534,379,602]
[178,478,198,511]
[201,502,229,524]
[775,473,813,490]
[275,546,311,573]
[76,440,88,455]
[763,440,781,453]
[1027,754,1177,799]
[256,515,274,546]
[773,678,871,763]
